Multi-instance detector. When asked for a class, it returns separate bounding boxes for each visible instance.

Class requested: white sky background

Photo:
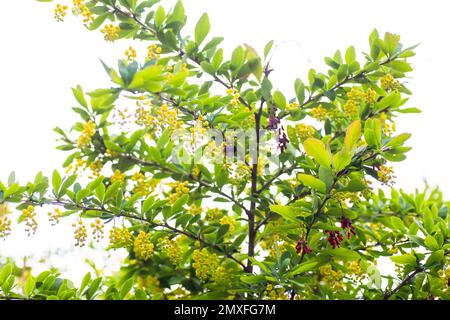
[1,0,450,282]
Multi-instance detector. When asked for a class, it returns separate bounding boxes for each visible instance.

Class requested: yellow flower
[286,102,299,111]
[73,219,87,247]
[90,218,104,242]
[147,44,162,60]
[187,204,202,215]
[219,216,236,232]
[111,169,126,184]
[167,181,190,204]
[381,73,400,92]
[378,165,395,185]
[125,46,137,62]
[89,159,103,178]
[364,88,377,104]
[109,227,133,249]
[54,4,69,22]
[48,208,62,226]
[205,208,223,222]
[100,24,120,42]
[134,231,154,261]
[0,204,11,239]
[192,248,220,281]
[77,121,96,148]
[310,105,327,121]
[22,205,38,235]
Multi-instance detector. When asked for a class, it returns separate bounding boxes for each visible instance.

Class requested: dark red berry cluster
[296,237,313,255]
[325,216,357,249]
[340,216,356,239]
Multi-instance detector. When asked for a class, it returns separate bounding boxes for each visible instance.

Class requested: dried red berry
[296,237,313,255]
[325,230,343,249]
[340,216,356,239]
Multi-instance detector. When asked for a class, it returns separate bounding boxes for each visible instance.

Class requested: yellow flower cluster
[66,158,86,174]
[137,275,161,291]
[100,24,120,42]
[125,46,137,62]
[310,105,327,121]
[190,114,209,142]
[437,268,450,287]
[156,104,183,130]
[135,97,155,128]
[54,4,69,22]
[381,73,400,92]
[160,236,185,266]
[109,227,133,249]
[187,204,202,216]
[48,208,62,226]
[22,205,38,235]
[89,159,103,178]
[0,204,11,239]
[287,123,315,144]
[147,44,162,60]
[263,284,288,300]
[378,165,395,185]
[73,219,87,247]
[111,169,126,184]
[343,87,365,117]
[226,88,241,108]
[167,181,190,204]
[191,165,201,178]
[319,264,345,290]
[286,102,299,111]
[77,121,96,148]
[364,88,377,104]
[131,172,159,196]
[331,190,361,207]
[192,248,220,281]
[72,0,94,25]
[220,216,236,232]
[90,218,104,242]
[205,208,223,222]
[134,231,154,261]
[227,161,252,185]
[380,112,396,137]
[257,156,267,176]
[346,261,366,280]
[343,99,358,117]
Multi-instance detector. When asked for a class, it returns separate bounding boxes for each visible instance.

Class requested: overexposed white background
[0,0,449,281]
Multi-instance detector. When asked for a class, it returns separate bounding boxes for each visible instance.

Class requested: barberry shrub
[0,0,448,300]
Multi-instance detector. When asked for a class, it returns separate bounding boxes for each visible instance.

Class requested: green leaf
[424,235,440,251]
[425,249,444,267]
[269,205,298,223]
[297,173,326,193]
[385,133,411,148]
[52,170,62,194]
[171,194,189,214]
[264,40,274,60]
[345,46,356,64]
[303,138,331,168]
[24,276,36,297]
[195,13,210,46]
[344,120,361,151]
[231,46,245,71]
[288,260,317,276]
[391,254,417,266]
[0,264,12,285]
[119,278,134,299]
[326,248,360,261]
[71,85,88,109]
[389,60,413,72]
[333,150,351,172]
[273,90,287,109]
[391,216,405,232]
[154,6,165,29]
